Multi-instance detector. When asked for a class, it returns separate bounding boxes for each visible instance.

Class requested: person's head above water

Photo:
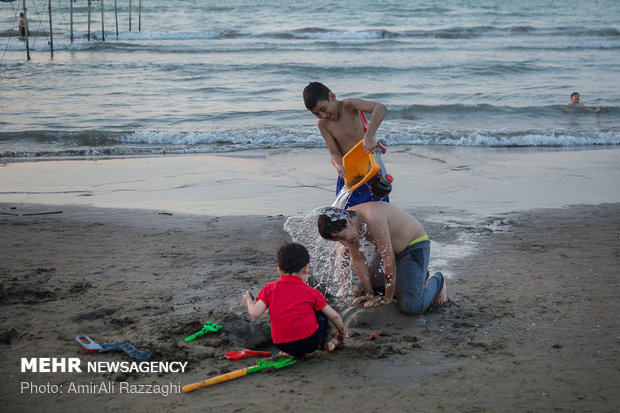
[570,92,580,104]
[316,207,356,241]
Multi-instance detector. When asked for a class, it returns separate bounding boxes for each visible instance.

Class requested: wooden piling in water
[70,0,74,43]
[114,0,118,36]
[16,0,146,60]
[22,0,30,60]
[100,0,105,41]
[87,0,91,41]
[48,0,54,57]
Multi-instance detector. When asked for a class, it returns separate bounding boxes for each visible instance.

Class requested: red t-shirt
[256,275,328,344]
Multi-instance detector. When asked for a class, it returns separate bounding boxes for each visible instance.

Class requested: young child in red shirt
[243,242,347,358]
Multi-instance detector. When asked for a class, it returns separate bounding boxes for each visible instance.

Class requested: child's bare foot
[431,272,448,305]
[277,351,293,358]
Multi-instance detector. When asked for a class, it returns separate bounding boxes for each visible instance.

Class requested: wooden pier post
[48,0,53,57]
[87,0,91,41]
[22,0,30,60]
[70,0,74,43]
[100,0,105,41]
[114,0,118,36]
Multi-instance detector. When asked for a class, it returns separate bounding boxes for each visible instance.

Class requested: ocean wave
[382,128,620,147]
[272,27,399,40]
[504,44,620,51]
[2,127,618,158]
[110,25,618,41]
[2,24,617,51]
[390,104,620,118]
[402,26,620,39]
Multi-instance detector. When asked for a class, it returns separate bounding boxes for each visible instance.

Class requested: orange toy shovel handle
[182,368,248,392]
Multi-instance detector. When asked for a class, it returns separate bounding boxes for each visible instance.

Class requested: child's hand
[353,294,391,308]
[363,296,391,308]
[335,163,346,178]
[352,294,374,306]
[243,290,254,303]
[363,134,377,153]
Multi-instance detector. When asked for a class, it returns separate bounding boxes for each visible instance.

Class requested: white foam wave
[433,132,620,147]
[116,129,323,147]
[383,128,620,147]
[104,128,620,150]
[2,127,618,159]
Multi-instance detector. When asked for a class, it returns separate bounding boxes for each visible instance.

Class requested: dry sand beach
[1,146,619,412]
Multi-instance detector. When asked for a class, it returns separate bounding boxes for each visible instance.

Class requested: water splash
[284,199,382,308]
[284,186,379,307]
[332,187,351,208]
[284,207,357,306]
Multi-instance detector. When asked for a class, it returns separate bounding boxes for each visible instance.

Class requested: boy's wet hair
[571,91,580,98]
[303,82,331,110]
[316,207,355,240]
[276,242,310,275]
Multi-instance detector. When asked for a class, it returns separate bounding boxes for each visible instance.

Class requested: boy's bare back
[351,202,426,255]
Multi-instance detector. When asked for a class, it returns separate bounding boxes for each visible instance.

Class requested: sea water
[1,0,619,157]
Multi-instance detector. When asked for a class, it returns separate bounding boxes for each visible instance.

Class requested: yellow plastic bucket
[342,140,380,192]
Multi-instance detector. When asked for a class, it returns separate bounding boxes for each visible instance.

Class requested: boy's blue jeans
[394,240,444,315]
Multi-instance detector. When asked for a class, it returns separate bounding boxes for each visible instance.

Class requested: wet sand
[1,146,619,411]
[1,201,618,412]
[1,146,619,217]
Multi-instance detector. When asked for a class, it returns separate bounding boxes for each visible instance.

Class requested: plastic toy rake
[182,358,295,393]
[185,322,223,342]
[75,335,151,361]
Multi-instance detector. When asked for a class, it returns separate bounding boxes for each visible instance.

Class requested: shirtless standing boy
[303,82,389,207]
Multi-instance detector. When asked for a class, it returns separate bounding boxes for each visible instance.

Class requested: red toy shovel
[224,350,272,360]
